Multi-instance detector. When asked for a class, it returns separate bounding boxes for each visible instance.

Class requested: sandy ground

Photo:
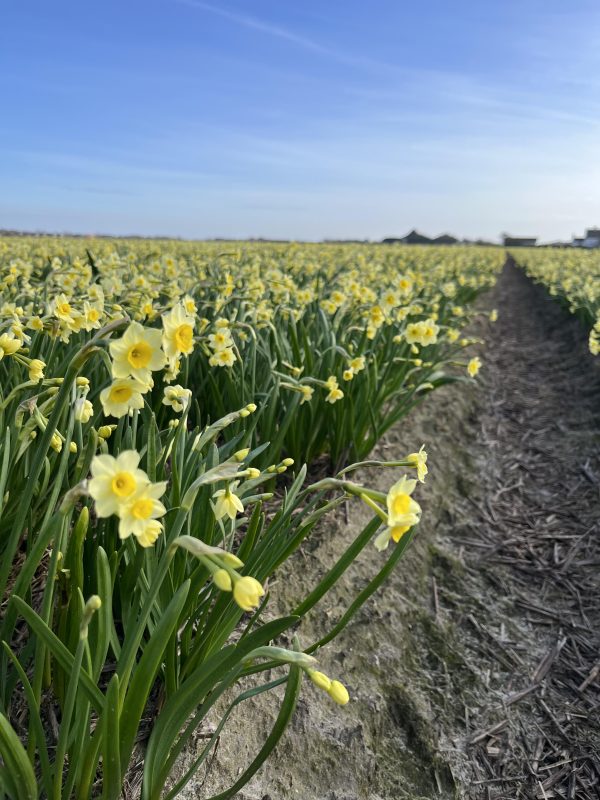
[172,262,600,800]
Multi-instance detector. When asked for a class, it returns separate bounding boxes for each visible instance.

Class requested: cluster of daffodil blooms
[0,237,502,468]
[0,236,498,800]
[512,247,600,355]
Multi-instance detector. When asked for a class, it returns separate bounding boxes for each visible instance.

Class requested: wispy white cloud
[175,0,399,72]
[176,0,334,55]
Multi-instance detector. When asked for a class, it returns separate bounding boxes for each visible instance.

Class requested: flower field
[510,248,600,355]
[0,237,502,799]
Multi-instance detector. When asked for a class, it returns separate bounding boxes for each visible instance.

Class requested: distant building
[400,229,432,245]
[503,236,537,247]
[432,234,458,245]
[583,228,600,248]
[570,228,600,248]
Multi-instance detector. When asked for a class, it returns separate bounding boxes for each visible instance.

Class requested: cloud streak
[175,0,398,72]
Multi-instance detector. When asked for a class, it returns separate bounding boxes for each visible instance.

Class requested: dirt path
[176,262,600,800]
[444,261,600,799]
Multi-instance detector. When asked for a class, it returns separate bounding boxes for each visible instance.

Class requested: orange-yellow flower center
[131,497,154,519]
[57,302,71,315]
[174,323,193,351]
[391,493,411,517]
[127,340,153,369]
[110,385,133,402]
[111,472,136,498]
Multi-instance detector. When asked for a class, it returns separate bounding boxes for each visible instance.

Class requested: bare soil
[174,261,600,800]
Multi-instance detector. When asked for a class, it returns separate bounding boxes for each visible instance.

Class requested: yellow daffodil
[208,329,233,352]
[74,398,94,423]
[133,519,163,548]
[467,356,481,377]
[406,444,428,483]
[100,377,148,418]
[209,347,236,367]
[212,482,244,521]
[162,302,195,359]
[117,482,167,542]
[375,475,422,551]
[109,321,166,383]
[0,332,22,359]
[88,451,150,517]
[162,384,192,413]
[299,385,314,404]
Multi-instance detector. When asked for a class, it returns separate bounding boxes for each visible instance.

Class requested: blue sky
[2,0,600,241]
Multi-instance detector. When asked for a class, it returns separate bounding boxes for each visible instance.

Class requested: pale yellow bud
[233,576,265,612]
[50,433,63,452]
[28,358,45,382]
[221,552,244,568]
[213,568,232,592]
[308,670,331,691]
[327,680,350,705]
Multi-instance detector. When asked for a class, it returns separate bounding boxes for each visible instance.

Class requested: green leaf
[102,674,121,800]
[11,596,104,710]
[2,643,52,798]
[144,615,299,793]
[202,664,303,800]
[118,580,190,770]
[0,714,38,800]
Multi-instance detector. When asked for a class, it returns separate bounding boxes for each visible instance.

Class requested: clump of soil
[174,262,600,799]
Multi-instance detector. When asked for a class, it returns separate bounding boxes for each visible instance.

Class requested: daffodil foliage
[512,247,600,355]
[0,237,501,799]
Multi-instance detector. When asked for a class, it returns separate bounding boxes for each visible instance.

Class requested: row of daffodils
[0,237,501,800]
[511,247,600,355]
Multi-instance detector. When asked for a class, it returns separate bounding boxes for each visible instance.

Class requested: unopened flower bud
[308,670,331,691]
[213,568,232,592]
[222,552,244,568]
[327,680,350,705]
[233,576,265,612]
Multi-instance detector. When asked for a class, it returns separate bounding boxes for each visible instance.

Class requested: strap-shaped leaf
[0,714,38,800]
[11,596,104,710]
[2,643,52,798]
[162,676,288,800]
[118,580,190,771]
[202,664,302,800]
[309,526,416,653]
[143,615,299,792]
[102,674,121,800]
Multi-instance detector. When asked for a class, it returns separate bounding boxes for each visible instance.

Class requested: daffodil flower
[88,451,150,517]
[212,482,244,521]
[109,321,166,383]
